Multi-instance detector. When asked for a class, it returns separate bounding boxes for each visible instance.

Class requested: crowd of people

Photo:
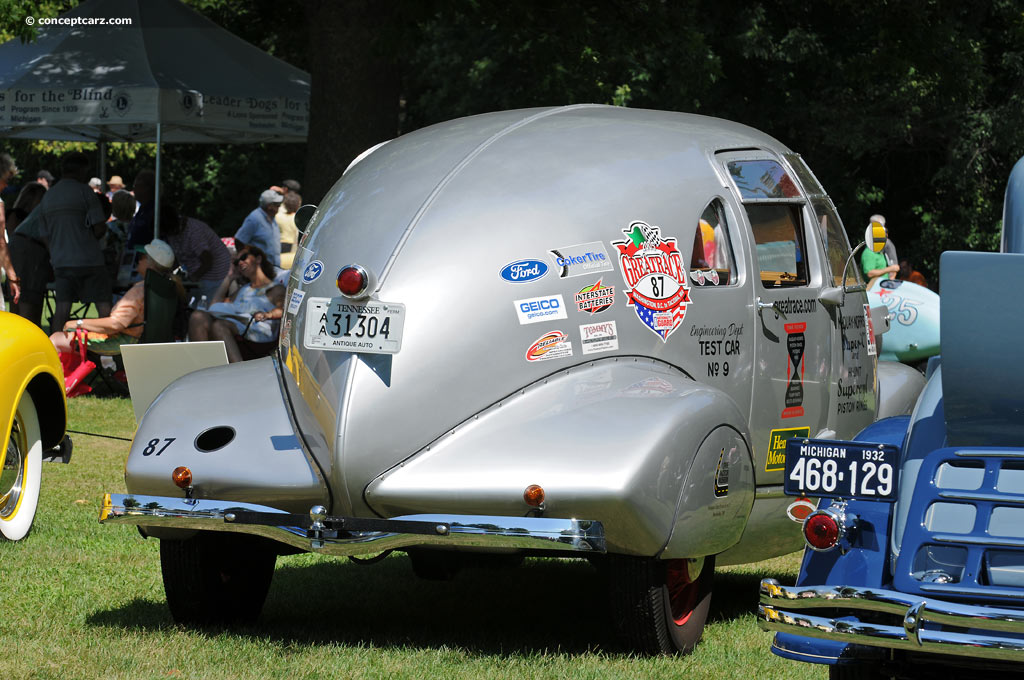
[0,150,302,377]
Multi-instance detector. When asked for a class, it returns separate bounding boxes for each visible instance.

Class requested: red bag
[59,328,95,397]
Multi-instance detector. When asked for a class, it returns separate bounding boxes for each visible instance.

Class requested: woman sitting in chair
[187,244,285,363]
[50,239,177,354]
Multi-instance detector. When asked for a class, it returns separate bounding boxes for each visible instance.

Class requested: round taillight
[171,466,193,489]
[336,265,369,298]
[523,484,545,507]
[804,511,840,551]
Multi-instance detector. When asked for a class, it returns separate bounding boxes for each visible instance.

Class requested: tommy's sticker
[302,260,325,284]
[765,426,810,472]
[548,241,614,278]
[579,320,618,355]
[287,289,306,315]
[575,279,615,314]
[514,294,568,325]
[525,330,573,362]
[500,259,548,283]
[611,220,691,342]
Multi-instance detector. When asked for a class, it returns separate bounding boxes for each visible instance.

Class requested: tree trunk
[302,0,403,203]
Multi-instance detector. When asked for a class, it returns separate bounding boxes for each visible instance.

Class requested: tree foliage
[1,0,1022,281]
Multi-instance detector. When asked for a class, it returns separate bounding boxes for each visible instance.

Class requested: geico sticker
[514,294,567,325]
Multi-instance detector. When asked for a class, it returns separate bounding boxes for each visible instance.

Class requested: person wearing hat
[234,188,283,267]
[106,175,125,201]
[50,239,178,354]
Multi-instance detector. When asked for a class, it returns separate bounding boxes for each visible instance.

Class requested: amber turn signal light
[523,484,545,507]
[172,466,193,489]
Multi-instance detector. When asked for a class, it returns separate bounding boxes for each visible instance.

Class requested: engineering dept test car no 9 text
[100,105,924,655]
[759,155,1024,677]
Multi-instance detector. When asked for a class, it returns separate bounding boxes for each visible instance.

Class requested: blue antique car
[758,157,1024,678]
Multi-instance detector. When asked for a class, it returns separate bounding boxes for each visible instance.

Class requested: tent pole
[154,123,161,239]
[98,140,106,188]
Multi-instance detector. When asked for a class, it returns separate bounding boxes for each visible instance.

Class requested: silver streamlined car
[101,105,924,654]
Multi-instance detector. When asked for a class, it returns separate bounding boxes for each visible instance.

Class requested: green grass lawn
[1,396,822,679]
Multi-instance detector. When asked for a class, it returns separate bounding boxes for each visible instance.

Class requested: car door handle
[756,297,788,320]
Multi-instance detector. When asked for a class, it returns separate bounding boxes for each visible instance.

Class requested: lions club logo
[611,220,690,342]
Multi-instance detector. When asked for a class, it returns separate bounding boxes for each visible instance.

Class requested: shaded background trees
[4,0,1023,283]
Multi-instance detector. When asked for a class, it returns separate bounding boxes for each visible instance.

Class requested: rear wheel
[609,554,715,655]
[0,391,43,541]
[160,532,277,625]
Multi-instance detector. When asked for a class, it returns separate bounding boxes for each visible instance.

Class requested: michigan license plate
[303,297,406,354]
[784,438,899,501]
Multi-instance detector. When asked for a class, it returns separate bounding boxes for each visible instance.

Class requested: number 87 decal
[142,437,176,456]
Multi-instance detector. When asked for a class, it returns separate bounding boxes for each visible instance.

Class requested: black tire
[407,549,462,581]
[160,532,277,626]
[830,663,890,680]
[609,554,715,655]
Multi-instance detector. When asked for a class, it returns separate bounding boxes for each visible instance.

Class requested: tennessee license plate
[303,297,406,354]
[784,438,899,501]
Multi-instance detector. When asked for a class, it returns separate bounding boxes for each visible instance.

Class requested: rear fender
[124,357,329,525]
[365,357,754,556]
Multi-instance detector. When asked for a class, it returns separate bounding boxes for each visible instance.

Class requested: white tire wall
[1,391,42,540]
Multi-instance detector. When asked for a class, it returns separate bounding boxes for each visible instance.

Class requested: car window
[783,153,862,287]
[747,204,809,287]
[689,199,735,286]
[725,159,809,288]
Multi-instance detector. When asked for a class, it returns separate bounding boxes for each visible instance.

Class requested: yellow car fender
[0,312,67,456]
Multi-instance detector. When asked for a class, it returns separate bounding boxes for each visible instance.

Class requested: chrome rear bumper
[100,493,605,555]
[759,579,1024,662]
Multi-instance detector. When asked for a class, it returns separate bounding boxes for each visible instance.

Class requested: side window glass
[811,197,862,286]
[689,199,734,286]
[748,204,809,287]
[784,153,863,287]
[725,158,809,289]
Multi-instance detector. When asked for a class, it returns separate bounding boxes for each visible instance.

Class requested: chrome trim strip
[954,450,1024,458]
[759,579,1024,662]
[937,490,1024,505]
[932,533,1024,548]
[100,493,606,555]
[755,485,787,499]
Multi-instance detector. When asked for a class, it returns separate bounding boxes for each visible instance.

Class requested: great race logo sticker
[765,426,810,472]
[525,330,573,362]
[500,259,548,283]
[611,220,691,342]
[514,294,567,325]
[302,260,324,284]
[575,279,615,314]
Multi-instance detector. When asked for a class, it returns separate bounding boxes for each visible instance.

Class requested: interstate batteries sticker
[611,220,691,342]
[575,279,615,314]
